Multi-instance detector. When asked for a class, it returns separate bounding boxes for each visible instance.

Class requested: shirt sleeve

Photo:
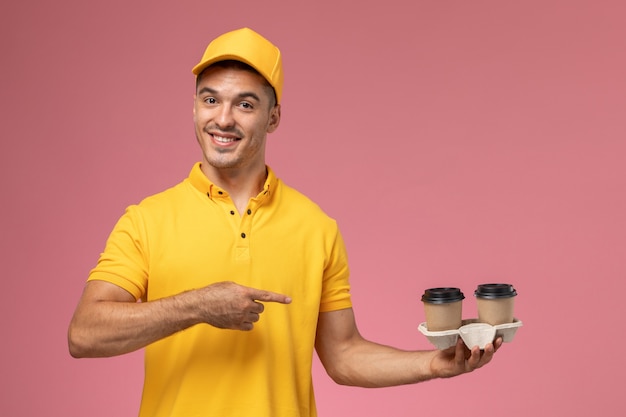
[319,226,352,313]
[87,205,149,301]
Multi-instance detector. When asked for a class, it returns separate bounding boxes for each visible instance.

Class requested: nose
[215,104,235,129]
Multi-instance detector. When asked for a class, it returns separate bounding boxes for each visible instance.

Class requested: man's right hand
[194,281,292,330]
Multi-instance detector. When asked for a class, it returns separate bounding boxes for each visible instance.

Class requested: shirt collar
[188,162,277,201]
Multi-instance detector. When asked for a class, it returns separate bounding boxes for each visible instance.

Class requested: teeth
[214,135,236,143]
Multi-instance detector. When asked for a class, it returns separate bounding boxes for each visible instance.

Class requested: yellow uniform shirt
[89,163,352,417]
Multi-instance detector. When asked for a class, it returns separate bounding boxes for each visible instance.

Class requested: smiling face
[193,63,281,178]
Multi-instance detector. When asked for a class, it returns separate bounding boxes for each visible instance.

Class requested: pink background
[2,1,625,415]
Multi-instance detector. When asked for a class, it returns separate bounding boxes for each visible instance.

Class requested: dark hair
[196,60,277,107]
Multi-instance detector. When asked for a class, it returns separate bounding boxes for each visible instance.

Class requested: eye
[239,101,253,110]
[203,97,217,104]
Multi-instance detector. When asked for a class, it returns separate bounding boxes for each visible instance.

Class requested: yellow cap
[192,28,284,103]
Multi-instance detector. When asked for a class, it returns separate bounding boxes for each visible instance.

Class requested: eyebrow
[197,87,262,103]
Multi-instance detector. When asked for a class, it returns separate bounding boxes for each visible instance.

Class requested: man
[68,28,501,417]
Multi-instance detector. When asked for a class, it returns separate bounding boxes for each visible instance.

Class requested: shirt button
[241,233,246,238]
[218,191,224,195]
[230,211,235,215]
[247,209,252,215]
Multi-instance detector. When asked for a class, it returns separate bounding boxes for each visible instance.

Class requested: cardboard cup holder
[418,318,523,350]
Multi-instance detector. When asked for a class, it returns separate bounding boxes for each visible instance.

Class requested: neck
[201,163,267,214]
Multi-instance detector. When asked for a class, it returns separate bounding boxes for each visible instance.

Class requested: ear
[267,104,281,133]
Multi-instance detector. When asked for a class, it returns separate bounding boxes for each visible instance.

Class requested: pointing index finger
[252,289,292,304]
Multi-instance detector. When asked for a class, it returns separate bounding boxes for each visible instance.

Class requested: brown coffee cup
[474,283,517,325]
[421,287,465,331]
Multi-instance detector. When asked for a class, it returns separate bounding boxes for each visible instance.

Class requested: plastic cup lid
[421,287,465,304]
[474,283,517,299]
